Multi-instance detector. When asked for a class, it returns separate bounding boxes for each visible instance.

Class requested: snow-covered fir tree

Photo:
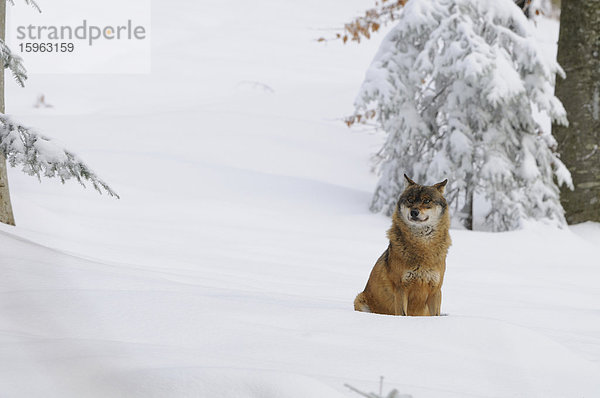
[0,0,117,225]
[352,0,571,231]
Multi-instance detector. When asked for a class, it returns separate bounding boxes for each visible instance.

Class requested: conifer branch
[0,39,27,87]
[6,0,41,13]
[0,115,119,198]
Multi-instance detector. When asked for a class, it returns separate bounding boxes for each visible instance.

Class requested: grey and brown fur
[354,175,451,316]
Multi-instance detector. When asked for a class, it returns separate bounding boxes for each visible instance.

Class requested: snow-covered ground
[1,1,599,397]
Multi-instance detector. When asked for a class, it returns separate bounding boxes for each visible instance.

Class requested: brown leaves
[318,0,533,45]
[344,110,377,127]
[316,0,405,44]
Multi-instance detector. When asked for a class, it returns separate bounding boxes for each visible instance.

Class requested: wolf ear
[433,179,448,194]
[404,174,417,186]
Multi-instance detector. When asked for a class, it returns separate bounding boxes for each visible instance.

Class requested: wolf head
[397,174,448,228]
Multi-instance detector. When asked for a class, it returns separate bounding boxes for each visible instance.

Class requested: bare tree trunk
[461,188,473,230]
[553,0,600,224]
[0,0,16,225]
[514,0,532,18]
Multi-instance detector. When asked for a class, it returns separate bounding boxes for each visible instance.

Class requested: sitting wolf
[354,175,451,316]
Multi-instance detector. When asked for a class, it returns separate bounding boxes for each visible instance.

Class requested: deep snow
[0,0,599,397]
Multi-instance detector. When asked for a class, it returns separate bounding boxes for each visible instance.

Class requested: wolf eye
[423,199,431,204]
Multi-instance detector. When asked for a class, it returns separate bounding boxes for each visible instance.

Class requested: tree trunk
[553,0,600,224]
[514,0,532,18]
[0,0,15,225]
[461,189,473,230]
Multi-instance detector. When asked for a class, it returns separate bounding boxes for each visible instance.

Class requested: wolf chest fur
[354,175,452,316]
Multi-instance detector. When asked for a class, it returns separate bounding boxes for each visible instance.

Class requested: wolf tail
[354,292,371,312]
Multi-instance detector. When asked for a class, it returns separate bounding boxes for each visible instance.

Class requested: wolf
[354,175,451,316]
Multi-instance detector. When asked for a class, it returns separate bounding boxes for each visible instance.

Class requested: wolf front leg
[426,289,442,316]
[394,288,409,316]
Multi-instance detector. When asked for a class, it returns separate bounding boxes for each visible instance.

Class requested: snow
[0,1,599,397]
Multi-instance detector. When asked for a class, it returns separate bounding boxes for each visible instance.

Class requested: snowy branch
[0,115,119,198]
[0,40,27,87]
[6,0,41,13]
